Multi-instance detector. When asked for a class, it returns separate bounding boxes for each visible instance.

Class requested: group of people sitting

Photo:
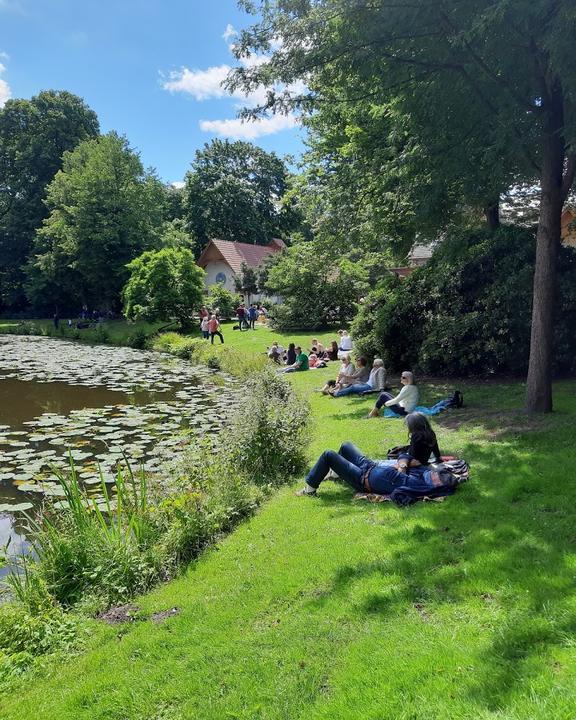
[267,330,355,372]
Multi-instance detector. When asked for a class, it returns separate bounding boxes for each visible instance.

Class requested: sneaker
[295,486,317,497]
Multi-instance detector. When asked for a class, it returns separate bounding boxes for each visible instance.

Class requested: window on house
[215,272,227,284]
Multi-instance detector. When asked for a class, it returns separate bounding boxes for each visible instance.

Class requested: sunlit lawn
[1,323,576,719]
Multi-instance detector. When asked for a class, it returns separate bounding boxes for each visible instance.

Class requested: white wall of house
[202,259,283,306]
[203,260,237,293]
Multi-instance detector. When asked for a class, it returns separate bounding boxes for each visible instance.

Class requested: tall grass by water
[0,369,310,683]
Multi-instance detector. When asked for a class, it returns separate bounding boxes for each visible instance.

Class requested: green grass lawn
[1,326,576,718]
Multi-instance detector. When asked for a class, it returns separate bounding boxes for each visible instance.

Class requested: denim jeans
[306,442,366,491]
[305,442,404,494]
[210,331,224,344]
[334,382,372,397]
[375,391,407,415]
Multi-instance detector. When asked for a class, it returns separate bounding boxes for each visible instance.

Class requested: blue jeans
[375,391,407,415]
[334,382,372,397]
[305,442,405,494]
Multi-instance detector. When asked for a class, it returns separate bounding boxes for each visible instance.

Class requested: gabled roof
[197,238,285,275]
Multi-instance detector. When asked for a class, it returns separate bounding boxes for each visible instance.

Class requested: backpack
[446,389,464,409]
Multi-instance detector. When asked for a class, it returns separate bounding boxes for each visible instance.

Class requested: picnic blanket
[384,398,455,418]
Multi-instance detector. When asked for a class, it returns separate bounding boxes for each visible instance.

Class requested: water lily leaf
[0,502,34,512]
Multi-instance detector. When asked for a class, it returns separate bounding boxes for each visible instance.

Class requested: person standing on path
[208,314,224,344]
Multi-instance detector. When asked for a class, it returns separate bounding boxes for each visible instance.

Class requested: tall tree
[230,0,576,412]
[0,90,99,309]
[123,247,205,330]
[27,132,165,312]
[183,139,301,250]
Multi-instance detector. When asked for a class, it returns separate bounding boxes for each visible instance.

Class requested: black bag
[386,445,410,459]
[445,390,464,409]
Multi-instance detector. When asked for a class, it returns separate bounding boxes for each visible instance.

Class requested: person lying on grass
[368,370,419,417]
[296,412,440,496]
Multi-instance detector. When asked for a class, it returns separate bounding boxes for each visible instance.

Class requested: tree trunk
[484,200,500,231]
[525,86,565,413]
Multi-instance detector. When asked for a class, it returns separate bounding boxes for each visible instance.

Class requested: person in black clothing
[285,342,297,365]
[404,412,441,466]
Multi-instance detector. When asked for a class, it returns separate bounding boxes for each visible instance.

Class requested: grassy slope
[1,326,576,719]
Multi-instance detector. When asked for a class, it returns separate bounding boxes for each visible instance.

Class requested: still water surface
[0,336,236,568]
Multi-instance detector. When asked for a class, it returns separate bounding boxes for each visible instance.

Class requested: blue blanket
[383,398,453,418]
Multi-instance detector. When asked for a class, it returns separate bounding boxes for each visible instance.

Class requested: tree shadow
[299,421,576,712]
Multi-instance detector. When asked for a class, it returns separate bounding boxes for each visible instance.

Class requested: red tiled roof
[198,238,285,274]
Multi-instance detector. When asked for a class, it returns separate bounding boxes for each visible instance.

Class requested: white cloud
[171,180,185,189]
[163,64,269,107]
[162,24,303,141]
[0,58,11,107]
[222,23,237,44]
[200,113,298,140]
[163,64,232,100]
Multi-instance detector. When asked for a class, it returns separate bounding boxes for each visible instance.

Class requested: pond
[0,336,238,567]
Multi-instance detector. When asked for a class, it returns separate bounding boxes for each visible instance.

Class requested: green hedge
[352,226,576,376]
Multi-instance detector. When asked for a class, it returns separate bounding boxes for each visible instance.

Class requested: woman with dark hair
[404,412,441,466]
[326,341,339,361]
[285,343,297,365]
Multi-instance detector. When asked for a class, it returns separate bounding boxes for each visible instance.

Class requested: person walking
[208,314,224,344]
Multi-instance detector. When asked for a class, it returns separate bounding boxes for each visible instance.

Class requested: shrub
[352,226,576,376]
[92,323,110,344]
[206,285,241,319]
[0,605,78,684]
[226,369,310,485]
[125,327,150,349]
[264,241,369,330]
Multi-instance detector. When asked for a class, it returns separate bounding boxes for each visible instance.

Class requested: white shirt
[385,384,419,412]
[339,335,353,351]
[367,366,386,390]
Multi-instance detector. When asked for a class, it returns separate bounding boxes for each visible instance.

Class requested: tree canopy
[230,0,576,411]
[27,132,165,312]
[0,90,99,309]
[123,247,205,329]
[183,139,302,250]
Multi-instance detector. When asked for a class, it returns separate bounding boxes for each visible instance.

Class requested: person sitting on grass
[402,412,441,466]
[332,358,386,397]
[326,340,339,361]
[281,346,309,373]
[368,370,418,417]
[267,341,284,364]
[296,440,432,497]
[320,354,355,394]
[331,356,370,393]
[285,342,297,365]
[337,330,353,358]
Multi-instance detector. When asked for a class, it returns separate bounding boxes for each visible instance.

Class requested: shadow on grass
[302,423,576,712]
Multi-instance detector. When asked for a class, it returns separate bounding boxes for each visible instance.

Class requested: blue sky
[0,0,306,183]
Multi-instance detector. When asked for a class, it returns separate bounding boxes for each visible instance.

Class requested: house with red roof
[197,238,286,295]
